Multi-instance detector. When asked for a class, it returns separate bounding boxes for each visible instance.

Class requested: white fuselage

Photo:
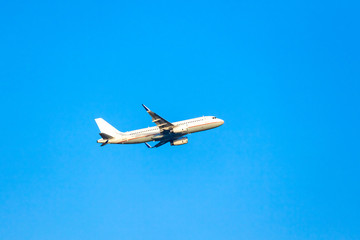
[97,116,224,145]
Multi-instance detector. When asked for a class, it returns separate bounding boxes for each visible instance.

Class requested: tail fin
[95,118,123,137]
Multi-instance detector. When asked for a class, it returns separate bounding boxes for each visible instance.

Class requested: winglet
[145,142,152,148]
[142,104,151,112]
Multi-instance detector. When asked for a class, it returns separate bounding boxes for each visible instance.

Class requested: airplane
[95,104,224,148]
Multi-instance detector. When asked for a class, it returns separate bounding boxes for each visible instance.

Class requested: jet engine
[172,126,188,134]
[171,137,188,146]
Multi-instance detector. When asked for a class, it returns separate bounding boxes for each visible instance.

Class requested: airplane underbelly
[125,136,153,144]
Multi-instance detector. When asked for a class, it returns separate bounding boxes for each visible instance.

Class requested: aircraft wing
[145,140,170,148]
[142,104,174,132]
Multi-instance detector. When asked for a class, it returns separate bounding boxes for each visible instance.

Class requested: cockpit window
[212,117,216,119]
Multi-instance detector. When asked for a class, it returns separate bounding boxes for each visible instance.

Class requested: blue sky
[0,0,359,239]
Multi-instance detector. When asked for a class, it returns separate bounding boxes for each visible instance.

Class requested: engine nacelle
[171,137,188,146]
[172,126,188,134]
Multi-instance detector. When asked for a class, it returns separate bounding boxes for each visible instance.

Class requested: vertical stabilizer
[95,118,122,136]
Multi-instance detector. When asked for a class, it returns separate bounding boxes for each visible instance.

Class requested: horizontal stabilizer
[101,139,109,147]
[100,133,114,139]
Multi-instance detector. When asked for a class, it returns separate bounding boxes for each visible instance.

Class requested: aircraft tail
[95,118,123,138]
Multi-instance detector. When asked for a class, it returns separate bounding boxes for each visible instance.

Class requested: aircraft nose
[218,119,224,125]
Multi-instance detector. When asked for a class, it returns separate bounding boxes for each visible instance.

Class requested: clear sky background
[0,0,359,239]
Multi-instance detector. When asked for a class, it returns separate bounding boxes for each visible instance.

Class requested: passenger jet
[95,104,224,148]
